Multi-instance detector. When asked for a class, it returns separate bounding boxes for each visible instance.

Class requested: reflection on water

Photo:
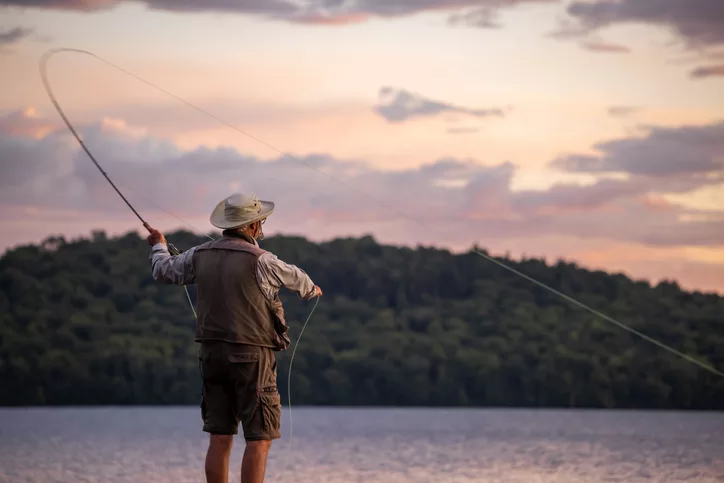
[0,407,722,482]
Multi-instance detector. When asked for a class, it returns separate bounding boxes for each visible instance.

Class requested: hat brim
[209,199,275,229]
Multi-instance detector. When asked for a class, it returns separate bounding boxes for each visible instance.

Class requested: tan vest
[191,234,290,351]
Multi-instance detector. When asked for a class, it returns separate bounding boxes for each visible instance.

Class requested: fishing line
[284,296,319,474]
[111,175,217,240]
[39,44,723,450]
[108,175,216,318]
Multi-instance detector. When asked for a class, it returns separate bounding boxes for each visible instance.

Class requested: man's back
[193,236,280,349]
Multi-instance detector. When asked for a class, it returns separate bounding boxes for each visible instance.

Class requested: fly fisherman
[144,192,323,483]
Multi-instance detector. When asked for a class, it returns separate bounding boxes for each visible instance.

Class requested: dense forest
[1,229,722,409]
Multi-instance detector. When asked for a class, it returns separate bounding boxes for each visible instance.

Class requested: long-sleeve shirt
[149,240,317,302]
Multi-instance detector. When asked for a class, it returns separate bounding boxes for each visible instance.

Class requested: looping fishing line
[39,44,723,456]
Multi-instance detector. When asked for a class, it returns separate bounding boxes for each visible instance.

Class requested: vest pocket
[227,352,259,363]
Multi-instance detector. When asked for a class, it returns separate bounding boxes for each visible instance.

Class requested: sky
[1,0,723,294]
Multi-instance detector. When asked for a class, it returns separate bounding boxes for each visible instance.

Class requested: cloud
[581,40,630,53]
[546,18,633,55]
[0,26,32,45]
[0,128,72,189]
[550,121,724,180]
[607,106,641,117]
[510,177,643,213]
[1,107,722,257]
[428,1,561,30]
[564,0,724,50]
[447,5,504,28]
[690,64,724,78]
[0,108,60,138]
[374,87,507,124]
[292,11,371,25]
[447,127,480,135]
[0,26,33,53]
[0,0,554,26]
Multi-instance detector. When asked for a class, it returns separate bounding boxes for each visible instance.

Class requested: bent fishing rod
[39,49,207,319]
[39,50,184,255]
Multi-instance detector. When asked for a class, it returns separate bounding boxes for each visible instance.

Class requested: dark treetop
[1,229,722,408]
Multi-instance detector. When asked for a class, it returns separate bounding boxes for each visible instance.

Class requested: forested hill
[1,229,723,409]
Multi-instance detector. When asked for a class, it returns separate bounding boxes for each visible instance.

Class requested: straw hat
[209,192,275,230]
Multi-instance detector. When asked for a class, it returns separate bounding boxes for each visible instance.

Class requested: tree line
[1,229,722,409]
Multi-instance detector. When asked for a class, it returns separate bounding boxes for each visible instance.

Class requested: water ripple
[0,407,722,482]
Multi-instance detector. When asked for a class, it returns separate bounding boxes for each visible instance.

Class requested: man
[144,192,322,483]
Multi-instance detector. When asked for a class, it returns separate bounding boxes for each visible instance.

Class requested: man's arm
[149,243,197,285]
[257,252,321,300]
[145,223,196,285]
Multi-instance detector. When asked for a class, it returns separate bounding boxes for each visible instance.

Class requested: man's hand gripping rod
[144,222,182,255]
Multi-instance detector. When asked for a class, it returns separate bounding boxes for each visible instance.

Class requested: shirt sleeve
[256,252,316,301]
[149,243,197,285]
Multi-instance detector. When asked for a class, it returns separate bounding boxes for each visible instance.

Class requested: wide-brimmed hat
[209,192,275,230]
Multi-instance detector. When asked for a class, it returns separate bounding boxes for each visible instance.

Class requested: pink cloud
[1,108,723,294]
[638,194,675,212]
[293,12,371,25]
[0,108,60,138]
[1,108,722,244]
[690,64,724,78]
[581,41,631,53]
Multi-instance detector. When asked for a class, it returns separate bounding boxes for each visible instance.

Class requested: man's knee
[245,439,272,452]
[209,434,234,452]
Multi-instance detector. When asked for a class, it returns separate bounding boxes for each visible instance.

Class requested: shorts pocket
[258,390,281,433]
[228,352,260,386]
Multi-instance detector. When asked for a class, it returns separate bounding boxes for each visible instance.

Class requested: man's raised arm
[145,224,196,286]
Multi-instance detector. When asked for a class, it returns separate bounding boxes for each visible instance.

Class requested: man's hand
[144,222,167,247]
[312,285,323,298]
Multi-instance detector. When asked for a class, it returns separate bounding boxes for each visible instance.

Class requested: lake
[0,407,722,482]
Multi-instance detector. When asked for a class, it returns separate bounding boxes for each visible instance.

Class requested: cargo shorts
[197,341,282,441]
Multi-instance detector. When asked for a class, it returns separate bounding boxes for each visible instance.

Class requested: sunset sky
[1,0,723,294]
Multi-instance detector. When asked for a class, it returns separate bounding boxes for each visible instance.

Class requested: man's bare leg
[206,434,234,483]
[241,440,272,483]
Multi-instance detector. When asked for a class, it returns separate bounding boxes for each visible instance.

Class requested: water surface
[1,407,722,482]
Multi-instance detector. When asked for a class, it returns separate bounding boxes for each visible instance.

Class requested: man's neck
[222,229,257,246]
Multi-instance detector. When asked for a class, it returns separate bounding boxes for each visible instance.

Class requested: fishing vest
[191,233,291,351]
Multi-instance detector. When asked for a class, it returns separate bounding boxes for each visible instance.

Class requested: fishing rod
[39,49,203,318]
[39,51,179,250]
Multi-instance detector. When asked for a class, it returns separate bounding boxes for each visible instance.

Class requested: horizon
[5,223,719,297]
[1,0,723,295]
